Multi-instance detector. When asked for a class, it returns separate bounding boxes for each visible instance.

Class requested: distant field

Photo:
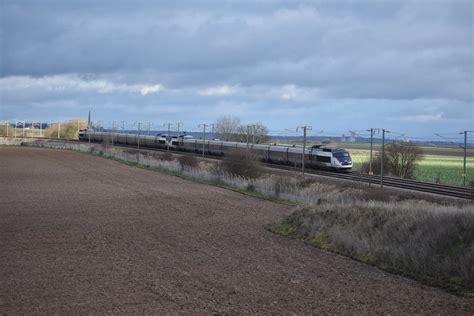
[349,150,474,187]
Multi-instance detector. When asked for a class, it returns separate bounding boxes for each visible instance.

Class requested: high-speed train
[79,130,353,171]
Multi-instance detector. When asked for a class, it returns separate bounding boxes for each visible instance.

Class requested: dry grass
[272,201,474,295]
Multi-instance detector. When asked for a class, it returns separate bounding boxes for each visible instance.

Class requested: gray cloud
[0,0,472,136]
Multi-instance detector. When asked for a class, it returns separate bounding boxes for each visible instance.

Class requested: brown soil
[0,147,472,314]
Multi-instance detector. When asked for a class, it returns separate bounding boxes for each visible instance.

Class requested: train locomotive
[78,130,353,171]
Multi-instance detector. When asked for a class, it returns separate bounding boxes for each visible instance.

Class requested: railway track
[4,137,473,200]
[268,164,473,200]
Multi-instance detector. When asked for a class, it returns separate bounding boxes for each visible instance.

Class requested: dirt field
[0,147,472,314]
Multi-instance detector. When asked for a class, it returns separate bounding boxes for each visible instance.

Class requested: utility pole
[381,129,385,189]
[112,121,116,146]
[137,122,141,162]
[39,120,42,137]
[246,125,250,149]
[6,121,9,137]
[165,123,174,151]
[369,128,374,176]
[210,123,215,139]
[147,122,152,135]
[252,124,256,145]
[369,128,389,189]
[366,128,374,187]
[137,122,141,150]
[198,124,209,158]
[176,122,183,134]
[57,121,60,139]
[121,121,125,133]
[297,126,312,175]
[460,131,473,187]
[23,121,26,137]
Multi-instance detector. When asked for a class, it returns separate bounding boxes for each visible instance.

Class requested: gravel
[0,146,472,314]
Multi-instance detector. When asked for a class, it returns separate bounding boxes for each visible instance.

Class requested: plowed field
[1,147,472,314]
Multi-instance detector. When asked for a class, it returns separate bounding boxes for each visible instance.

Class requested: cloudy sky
[0,0,472,138]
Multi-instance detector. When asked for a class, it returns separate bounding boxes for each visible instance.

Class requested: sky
[0,0,473,139]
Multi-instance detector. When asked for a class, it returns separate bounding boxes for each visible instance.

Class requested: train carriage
[78,130,352,171]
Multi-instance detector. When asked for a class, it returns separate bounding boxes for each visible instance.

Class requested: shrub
[178,154,199,169]
[221,149,264,179]
[158,152,173,161]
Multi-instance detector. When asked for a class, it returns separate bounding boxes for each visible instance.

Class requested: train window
[316,156,331,163]
[333,152,350,158]
[323,148,332,152]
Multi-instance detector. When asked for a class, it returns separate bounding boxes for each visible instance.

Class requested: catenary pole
[369,128,374,176]
[198,124,209,158]
[247,125,250,150]
[165,123,174,151]
[297,126,312,175]
[112,121,117,146]
[252,124,256,145]
[460,131,473,187]
[137,122,141,151]
[370,128,389,189]
[464,131,467,187]
[210,123,215,139]
[176,122,183,134]
[381,129,385,189]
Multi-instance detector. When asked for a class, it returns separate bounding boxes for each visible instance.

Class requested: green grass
[349,150,474,187]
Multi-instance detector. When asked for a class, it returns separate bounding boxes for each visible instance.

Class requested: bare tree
[215,115,241,141]
[250,122,269,144]
[361,142,422,179]
[215,115,270,144]
[385,142,422,179]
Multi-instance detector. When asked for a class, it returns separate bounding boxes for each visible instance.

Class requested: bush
[221,149,264,179]
[178,154,199,169]
[158,152,173,161]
